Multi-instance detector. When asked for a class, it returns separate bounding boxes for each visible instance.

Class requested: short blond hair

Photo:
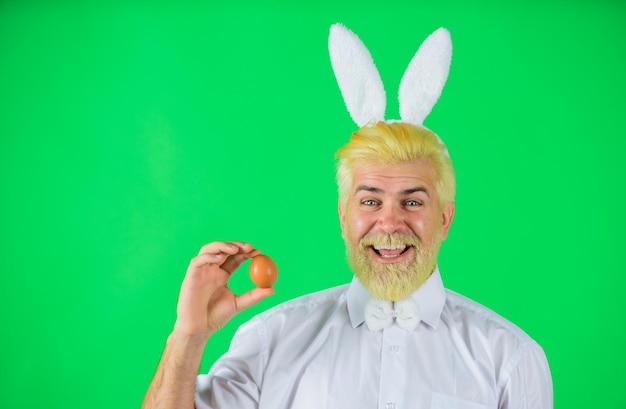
[335,121,456,207]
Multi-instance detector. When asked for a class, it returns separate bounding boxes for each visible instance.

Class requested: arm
[499,340,553,409]
[142,242,274,409]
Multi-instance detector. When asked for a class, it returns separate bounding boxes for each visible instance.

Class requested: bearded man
[142,121,553,409]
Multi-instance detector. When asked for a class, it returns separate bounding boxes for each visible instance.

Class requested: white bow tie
[364,297,421,331]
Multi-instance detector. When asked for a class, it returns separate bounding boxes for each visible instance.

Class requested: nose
[377,203,404,234]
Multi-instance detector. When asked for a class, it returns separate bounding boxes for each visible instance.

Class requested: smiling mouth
[371,245,413,259]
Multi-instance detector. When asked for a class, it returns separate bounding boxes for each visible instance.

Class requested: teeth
[373,245,407,250]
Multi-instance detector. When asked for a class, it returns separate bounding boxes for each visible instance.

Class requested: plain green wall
[1,1,625,407]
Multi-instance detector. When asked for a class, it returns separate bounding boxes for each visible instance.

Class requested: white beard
[345,231,442,301]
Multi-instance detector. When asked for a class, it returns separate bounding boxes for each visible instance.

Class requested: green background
[1,1,624,407]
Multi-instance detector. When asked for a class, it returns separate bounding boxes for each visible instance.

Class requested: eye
[361,199,379,206]
[405,200,422,207]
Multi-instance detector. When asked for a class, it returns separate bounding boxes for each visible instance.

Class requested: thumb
[235,288,275,312]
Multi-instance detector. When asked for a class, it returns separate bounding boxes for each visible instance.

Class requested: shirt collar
[347,266,446,330]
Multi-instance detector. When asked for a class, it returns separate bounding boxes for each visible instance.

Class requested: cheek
[407,214,432,238]
[412,212,443,241]
[345,211,373,242]
[415,218,429,232]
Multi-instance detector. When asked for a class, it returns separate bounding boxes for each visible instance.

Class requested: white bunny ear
[329,23,386,127]
[399,28,452,125]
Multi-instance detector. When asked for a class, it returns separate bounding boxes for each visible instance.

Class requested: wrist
[168,327,211,352]
[163,327,211,372]
[171,320,216,343]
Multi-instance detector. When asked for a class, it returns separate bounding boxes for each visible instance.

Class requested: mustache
[359,233,421,249]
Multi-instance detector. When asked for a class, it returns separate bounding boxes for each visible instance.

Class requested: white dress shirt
[195,269,552,409]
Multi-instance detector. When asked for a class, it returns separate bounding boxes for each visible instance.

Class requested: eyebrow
[354,185,430,197]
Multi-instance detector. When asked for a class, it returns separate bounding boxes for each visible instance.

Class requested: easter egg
[249,255,278,288]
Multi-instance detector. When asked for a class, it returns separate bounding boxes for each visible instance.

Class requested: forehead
[351,159,438,191]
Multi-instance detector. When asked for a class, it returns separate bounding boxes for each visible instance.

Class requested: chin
[365,277,417,301]
[345,232,441,300]
[355,259,434,301]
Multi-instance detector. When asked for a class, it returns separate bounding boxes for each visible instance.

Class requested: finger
[185,253,230,285]
[197,241,244,257]
[228,241,254,251]
[221,249,262,273]
[188,252,228,273]
[235,287,275,312]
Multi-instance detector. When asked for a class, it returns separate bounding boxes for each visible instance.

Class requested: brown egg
[249,255,278,288]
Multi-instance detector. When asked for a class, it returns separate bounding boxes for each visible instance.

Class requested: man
[143,25,552,409]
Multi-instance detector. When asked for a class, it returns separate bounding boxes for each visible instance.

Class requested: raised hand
[174,241,275,340]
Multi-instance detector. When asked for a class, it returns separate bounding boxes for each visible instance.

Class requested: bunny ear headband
[328,23,452,147]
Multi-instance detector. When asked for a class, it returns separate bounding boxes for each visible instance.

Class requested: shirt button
[387,345,399,353]
[385,403,396,409]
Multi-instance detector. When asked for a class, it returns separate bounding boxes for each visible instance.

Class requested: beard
[345,230,442,301]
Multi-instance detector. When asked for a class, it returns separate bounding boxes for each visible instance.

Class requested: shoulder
[436,289,552,403]
[442,289,550,381]
[232,284,351,343]
[443,290,552,396]
[443,289,532,342]
[257,284,350,323]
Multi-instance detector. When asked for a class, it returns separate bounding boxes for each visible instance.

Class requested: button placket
[379,325,407,409]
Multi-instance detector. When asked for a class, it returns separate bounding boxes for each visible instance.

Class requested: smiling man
[142,24,553,409]
[338,122,455,303]
[142,121,553,409]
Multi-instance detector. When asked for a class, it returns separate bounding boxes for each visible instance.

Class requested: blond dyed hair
[335,121,456,208]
